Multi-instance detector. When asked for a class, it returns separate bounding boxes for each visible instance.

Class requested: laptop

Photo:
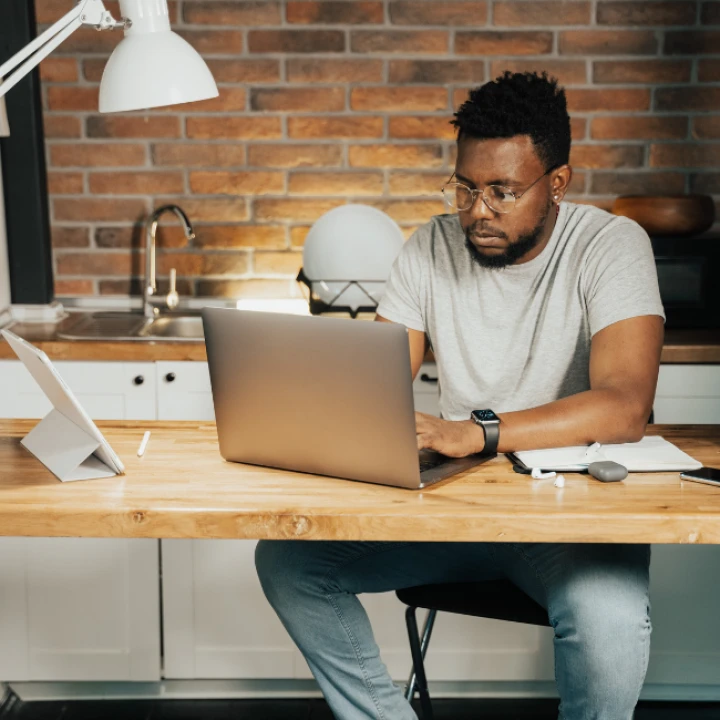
[202,308,494,490]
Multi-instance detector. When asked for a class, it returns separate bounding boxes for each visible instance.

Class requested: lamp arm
[0,0,127,99]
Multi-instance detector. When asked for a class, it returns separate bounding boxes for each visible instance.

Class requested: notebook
[511,436,702,473]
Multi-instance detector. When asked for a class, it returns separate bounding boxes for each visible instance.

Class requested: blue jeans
[256,540,651,720]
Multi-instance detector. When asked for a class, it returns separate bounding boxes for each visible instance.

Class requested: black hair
[452,71,571,171]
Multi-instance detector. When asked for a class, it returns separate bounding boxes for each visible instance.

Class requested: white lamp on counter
[0,0,218,111]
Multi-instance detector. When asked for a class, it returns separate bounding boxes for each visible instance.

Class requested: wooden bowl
[611,195,716,237]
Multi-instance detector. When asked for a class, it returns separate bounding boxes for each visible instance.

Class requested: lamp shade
[99,0,218,113]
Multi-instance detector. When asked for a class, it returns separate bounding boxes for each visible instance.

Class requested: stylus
[137,431,151,457]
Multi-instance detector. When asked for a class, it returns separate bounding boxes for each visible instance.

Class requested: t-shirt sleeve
[376,231,427,332]
[582,217,665,337]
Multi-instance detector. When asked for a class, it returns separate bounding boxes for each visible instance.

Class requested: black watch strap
[471,410,500,454]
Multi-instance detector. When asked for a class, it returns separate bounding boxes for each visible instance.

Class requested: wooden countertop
[2,420,720,543]
[0,320,718,363]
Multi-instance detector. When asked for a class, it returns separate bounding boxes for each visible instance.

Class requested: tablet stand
[21,409,117,482]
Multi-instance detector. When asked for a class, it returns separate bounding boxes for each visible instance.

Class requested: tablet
[1,329,124,477]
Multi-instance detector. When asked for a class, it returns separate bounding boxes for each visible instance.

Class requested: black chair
[396,580,551,720]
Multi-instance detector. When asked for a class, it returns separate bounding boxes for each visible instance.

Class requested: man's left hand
[415,413,485,457]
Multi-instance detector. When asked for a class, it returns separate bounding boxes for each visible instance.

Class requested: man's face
[454,135,554,269]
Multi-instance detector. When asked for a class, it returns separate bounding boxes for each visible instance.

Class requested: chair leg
[404,606,436,720]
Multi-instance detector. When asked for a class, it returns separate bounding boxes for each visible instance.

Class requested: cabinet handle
[420,373,438,384]
[165,372,176,383]
[133,375,144,386]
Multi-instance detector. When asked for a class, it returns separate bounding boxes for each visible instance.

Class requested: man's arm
[416,315,664,457]
[375,314,428,381]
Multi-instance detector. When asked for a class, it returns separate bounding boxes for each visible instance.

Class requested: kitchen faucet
[143,205,195,318]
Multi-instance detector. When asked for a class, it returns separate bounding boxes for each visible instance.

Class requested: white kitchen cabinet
[0,360,157,420]
[654,364,720,424]
[0,537,160,681]
[156,361,215,421]
[0,359,160,682]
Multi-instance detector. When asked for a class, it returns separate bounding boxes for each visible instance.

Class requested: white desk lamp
[0,0,218,112]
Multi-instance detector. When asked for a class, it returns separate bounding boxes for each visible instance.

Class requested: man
[256,72,664,719]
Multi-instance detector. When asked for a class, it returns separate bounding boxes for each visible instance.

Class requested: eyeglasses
[441,166,557,214]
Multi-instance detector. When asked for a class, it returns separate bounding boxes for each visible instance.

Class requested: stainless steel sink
[56,311,205,342]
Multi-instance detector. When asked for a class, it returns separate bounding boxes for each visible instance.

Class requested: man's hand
[415,413,486,457]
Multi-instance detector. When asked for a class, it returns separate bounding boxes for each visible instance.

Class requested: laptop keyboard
[419,456,447,473]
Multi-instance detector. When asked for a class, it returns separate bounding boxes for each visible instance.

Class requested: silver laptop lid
[202,308,422,489]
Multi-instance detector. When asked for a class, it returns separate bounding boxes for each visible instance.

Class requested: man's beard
[464,206,550,270]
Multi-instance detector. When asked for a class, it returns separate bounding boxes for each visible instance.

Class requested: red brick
[349,144,444,169]
[254,198,345,222]
[154,198,249,222]
[48,172,84,195]
[82,59,108,83]
[690,173,720,194]
[95,226,191,250]
[559,30,657,54]
[183,1,281,25]
[650,144,720,168]
[251,87,345,112]
[98,280,143,296]
[699,59,720,82]
[592,116,688,140]
[351,87,447,112]
[152,144,246,167]
[703,2,720,24]
[55,28,120,53]
[389,172,448,196]
[193,226,288,249]
[287,2,384,24]
[89,172,185,195]
[165,88,246,113]
[288,116,384,139]
[44,115,81,139]
[456,31,553,55]
[189,171,284,195]
[390,1,488,25]
[54,199,148,222]
[351,30,449,54]
[389,116,456,140]
[494,1,590,26]
[290,226,311,247]
[389,60,485,84]
[47,87,99,111]
[50,144,146,168]
[177,30,244,54]
[366,199,445,223]
[196,279,299,298]
[593,60,692,84]
[590,172,686,195]
[570,145,644,169]
[490,60,587,85]
[205,59,281,83]
[56,252,138,276]
[36,0,88,24]
[155,253,250,277]
[248,30,345,53]
[571,117,587,140]
[288,172,383,196]
[55,280,95,296]
[86,116,181,139]
[566,89,651,112]
[39,57,78,82]
[665,31,720,54]
[655,87,720,112]
[253,252,303,275]
[694,117,720,139]
[287,58,383,83]
[52,227,90,248]
[598,1,697,25]
[187,117,282,140]
[248,144,343,168]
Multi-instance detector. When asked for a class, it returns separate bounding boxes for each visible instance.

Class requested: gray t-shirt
[377,201,665,421]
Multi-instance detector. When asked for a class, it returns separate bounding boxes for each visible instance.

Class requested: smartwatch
[470,409,500,454]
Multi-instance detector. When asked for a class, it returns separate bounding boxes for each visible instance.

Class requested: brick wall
[37,0,719,300]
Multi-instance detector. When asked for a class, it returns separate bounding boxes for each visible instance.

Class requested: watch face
[474,409,499,422]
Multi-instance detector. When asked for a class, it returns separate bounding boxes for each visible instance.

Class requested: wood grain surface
[2,421,720,543]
